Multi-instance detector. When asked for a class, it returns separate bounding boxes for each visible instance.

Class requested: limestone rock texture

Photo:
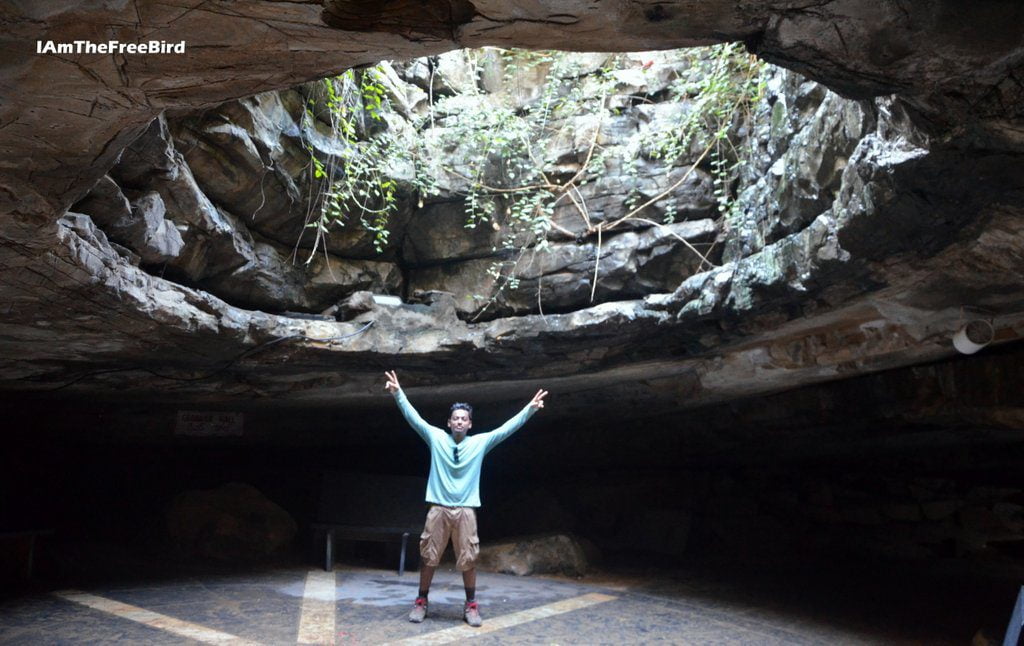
[477,534,594,577]
[0,0,1023,425]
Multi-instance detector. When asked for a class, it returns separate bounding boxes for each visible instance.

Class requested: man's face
[448,409,472,440]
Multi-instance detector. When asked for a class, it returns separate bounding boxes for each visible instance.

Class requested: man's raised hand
[529,389,548,410]
[384,370,401,394]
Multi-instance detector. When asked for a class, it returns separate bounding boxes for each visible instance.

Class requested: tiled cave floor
[0,558,1017,644]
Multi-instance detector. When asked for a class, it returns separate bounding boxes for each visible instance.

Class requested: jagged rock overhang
[1,0,1023,410]
[5,1,1022,222]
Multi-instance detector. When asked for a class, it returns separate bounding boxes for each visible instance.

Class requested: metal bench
[313,472,426,576]
[312,524,418,575]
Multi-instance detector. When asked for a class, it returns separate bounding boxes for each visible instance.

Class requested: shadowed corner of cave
[5,2,1024,644]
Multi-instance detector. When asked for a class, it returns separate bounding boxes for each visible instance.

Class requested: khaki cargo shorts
[419,505,479,571]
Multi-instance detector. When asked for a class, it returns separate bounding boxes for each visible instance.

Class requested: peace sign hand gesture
[384,370,401,394]
[529,389,548,410]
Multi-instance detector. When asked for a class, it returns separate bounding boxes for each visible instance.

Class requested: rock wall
[69,48,871,323]
[25,38,1019,412]
[2,1,1023,415]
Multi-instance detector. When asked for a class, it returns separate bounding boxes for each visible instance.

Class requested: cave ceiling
[1,0,1023,421]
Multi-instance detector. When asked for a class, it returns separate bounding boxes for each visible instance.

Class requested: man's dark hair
[450,402,473,420]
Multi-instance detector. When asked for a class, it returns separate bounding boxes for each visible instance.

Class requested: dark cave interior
[3,342,1024,642]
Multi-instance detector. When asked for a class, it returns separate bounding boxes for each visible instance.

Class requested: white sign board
[175,411,244,437]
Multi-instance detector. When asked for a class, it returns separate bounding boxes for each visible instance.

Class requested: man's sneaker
[408,597,427,623]
[464,601,483,627]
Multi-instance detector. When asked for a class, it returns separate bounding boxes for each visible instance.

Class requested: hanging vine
[302,46,766,310]
[303,67,422,260]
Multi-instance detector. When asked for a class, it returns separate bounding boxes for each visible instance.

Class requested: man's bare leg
[462,567,482,626]
[410,564,435,623]
[462,567,476,599]
[414,564,474,597]
[419,564,436,595]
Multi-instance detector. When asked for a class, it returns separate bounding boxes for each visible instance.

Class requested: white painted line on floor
[297,569,337,645]
[384,591,616,645]
[54,590,262,645]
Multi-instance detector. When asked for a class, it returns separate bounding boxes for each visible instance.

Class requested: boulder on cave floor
[164,482,297,562]
[477,533,597,577]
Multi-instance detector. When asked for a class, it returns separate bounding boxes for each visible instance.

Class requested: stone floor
[0,561,1010,644]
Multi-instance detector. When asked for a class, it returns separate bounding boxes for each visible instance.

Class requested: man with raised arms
[384,370,547,627]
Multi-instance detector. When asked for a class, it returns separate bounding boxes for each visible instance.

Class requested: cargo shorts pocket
[419,529,439,565]
[420,506,443,566]
[456,537,479,571]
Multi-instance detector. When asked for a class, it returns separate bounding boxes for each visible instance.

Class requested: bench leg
[399,532,409,576]
[26,535,34,580]
[324,529,334,572]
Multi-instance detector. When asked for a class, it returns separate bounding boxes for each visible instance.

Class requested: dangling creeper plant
[425,51,622,316]
[633,43,766,226]
[300,47,765,316]
[304,66,405,260]
[425,46,764,313]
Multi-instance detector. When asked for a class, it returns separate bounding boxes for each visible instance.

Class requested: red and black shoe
[464,600,482,627]
[408,597,428,623]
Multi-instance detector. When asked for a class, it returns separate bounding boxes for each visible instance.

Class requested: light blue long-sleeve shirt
[393,388,536,508]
